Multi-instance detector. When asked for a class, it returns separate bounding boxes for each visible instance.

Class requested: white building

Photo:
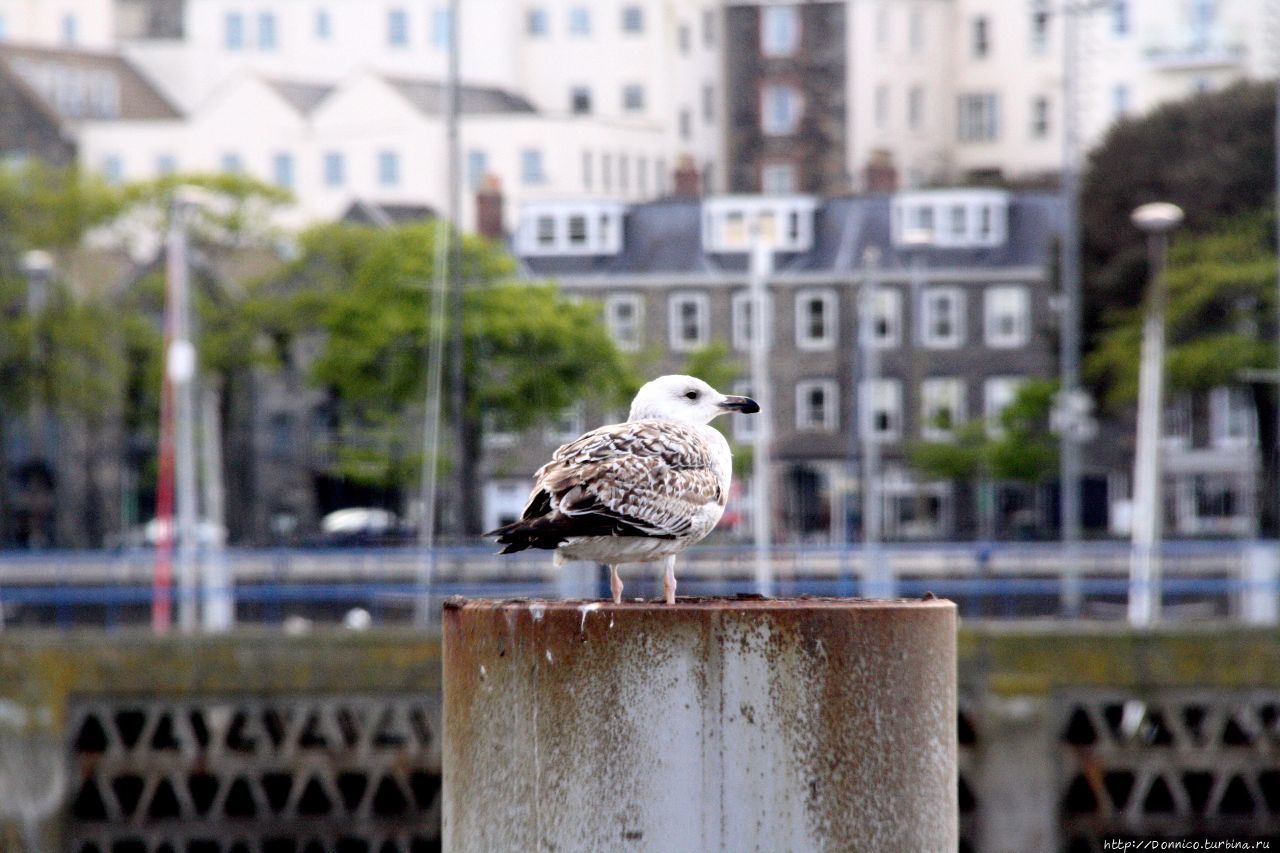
[0,0,117,49]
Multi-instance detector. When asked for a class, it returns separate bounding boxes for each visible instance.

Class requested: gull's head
[627,374,760,426]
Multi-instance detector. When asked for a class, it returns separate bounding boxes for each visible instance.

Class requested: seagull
[487,375,759,604]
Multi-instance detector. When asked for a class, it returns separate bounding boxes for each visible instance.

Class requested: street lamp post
[858,245,889,598]
[1128,201,1184,627]
[749,233,774,596]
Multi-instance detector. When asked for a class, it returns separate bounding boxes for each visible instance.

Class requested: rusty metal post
[443,597,957,852]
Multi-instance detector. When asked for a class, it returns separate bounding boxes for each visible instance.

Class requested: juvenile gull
[486,375,759,604]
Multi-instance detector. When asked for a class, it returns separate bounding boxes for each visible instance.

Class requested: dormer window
[702,195,818,253]
[891,189,1010,248]
[517,201,626,256]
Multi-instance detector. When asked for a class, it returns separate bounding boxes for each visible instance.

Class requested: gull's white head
[627,374,760,425]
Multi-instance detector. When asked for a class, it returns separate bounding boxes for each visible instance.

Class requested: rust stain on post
[443,597,957,852]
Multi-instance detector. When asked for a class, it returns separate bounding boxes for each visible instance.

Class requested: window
[581,151,593,190]
[795,290,836,350]
[323,151,345,187]
[621,5,644,33]
[668,292,708,351]
[61,13,77,45]
[623,84,646,113]
[432,7,452,49]
[679,109,692,141]
[527,8,548,35]
[957,93,1000,142]
[0,14,8,41]
[1030,3,1049,53]
[863,288,901,348]
[702,83,715,123]
[762,163,795,195]
[1190,0,1216,46]
[619,155,630,192]
[875,84,889,129]
[221,152,243,174]
[258,12,278,49]
[521,149,546,184]
[908,86,924,130]
[1164,394,1193,447]
[568,213,586,244]
[733,382,757,441]
[948,205,967,238]
[921,379,965,440]
[972,15,990,57]
[571,86,592,114]
[467,149,488,190]
[761,6,799,57]
[984,377,1023,436]
[655,157,666,194]
[273,152,294,189]
[637,157,648,195]
[1112,0,1128,36]
[797,380,838,432]
[225,12,245,49]
[605,294,643,351]
[762,85,802,135]
[156,154,177,176]
[679,23,691,53]
[875,5,890,48]
[984,286,1029,348]
[909,7,924,52]
[535,215,555,247]
[860,379,901,440]
[545,405,585,444]
[101,154,123,184]
[388,9,408,46]
[316,9,332,39]
[703,9,715,45]
[1210,386,1256,448]
[1112,84,1130,118]
[378,150,400,187]
[731,291,771,350]
[568,7,590,35]
[921,288,964,348]
[1031,96,1050,138]
[602,153,612,191]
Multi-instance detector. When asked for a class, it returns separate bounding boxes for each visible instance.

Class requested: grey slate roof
[520,193,1064,278]
[264,80,332,115]
[0,43,181,121]
[384,78,537,115]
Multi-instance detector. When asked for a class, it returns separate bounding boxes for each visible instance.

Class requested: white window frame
[984,285,1029,349]
[796,380,838,432]
[921,378,966,441]
[863,287,901,348]
[731,290,772,351]
[605,294,643,352]
[545,403,586,444]
[668,292,709,352]
[984,376,1024,437]
[795,289,837,351]
[957,93,1000,142]
[761,6,800,57]
[921,287,965,349]
[1210,386,1256,448]
[860,379,901,441]
[761,85,803,136]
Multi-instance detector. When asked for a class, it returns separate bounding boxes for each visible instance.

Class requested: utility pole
[168,196,200,634]
[859,246,889,598]
[749,234,774,596]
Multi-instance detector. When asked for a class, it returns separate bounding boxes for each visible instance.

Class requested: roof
[263,79,333,115]
[0,43,180,122]
[341,200,436,227]
[519,192,1063,278]
[383,78,537,115]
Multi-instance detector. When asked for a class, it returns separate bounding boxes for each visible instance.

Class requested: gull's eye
[684,390,699,401]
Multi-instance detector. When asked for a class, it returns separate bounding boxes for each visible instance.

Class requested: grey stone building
[491,189,1097,543]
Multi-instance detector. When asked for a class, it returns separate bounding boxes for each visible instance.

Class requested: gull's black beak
[718,395,760,414]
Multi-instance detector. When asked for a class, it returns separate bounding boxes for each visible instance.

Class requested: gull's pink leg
[662,556,677,605]
[609,565,623,604]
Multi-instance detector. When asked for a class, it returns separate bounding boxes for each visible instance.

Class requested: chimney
[673,154,701,197]
[475,173,504,239]
[863,149,899,193]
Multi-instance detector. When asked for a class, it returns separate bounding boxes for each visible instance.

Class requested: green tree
[908,379,1059,538]
[1087,211,1280,531]
[277,220,636,534]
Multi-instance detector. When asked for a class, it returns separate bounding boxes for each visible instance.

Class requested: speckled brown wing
[488,420,724,553]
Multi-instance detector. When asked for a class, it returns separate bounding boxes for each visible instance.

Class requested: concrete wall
[3,623,1280,850]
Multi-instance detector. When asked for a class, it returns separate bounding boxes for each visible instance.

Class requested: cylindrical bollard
[443,597,956,852]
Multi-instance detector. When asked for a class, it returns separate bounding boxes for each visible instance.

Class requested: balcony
[1143,25,1247,70]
